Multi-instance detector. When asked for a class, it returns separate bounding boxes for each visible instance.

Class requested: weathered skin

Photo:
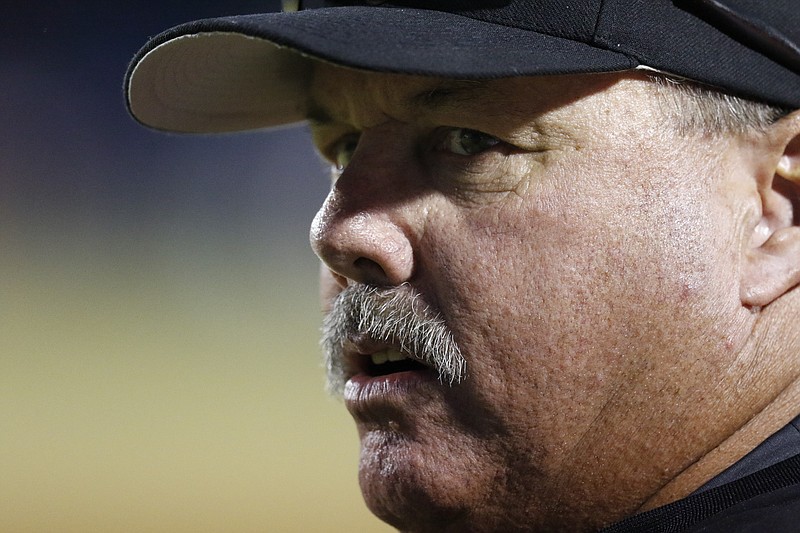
[308,63,800,532]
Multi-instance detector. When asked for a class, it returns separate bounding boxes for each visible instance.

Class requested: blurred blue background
[1,3,391,531]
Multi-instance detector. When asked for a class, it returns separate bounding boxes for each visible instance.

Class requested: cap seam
[592,0,640,68]
[590,0,608,46]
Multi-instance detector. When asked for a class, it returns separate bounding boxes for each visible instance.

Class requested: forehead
[307,62,646,128]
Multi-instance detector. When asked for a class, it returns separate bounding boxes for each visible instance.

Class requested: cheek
[447,183,734,350]
[422,164,743,444]
[318,265,342,314]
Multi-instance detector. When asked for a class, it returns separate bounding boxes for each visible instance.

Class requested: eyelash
[327,127,503,172]
[434,128,502,157]
[329,134,360,171]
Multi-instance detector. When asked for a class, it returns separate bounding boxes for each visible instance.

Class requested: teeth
[387,349,406,362]
[371,351,389,365]
[370,348,406,365]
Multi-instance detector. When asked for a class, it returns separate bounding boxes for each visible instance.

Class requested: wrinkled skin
[307,64,800,531]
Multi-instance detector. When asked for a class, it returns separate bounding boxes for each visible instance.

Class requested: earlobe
[741,226,800,308]
[740,112,800,308]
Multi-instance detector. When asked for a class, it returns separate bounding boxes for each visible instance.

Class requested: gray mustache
[321,283,467,396]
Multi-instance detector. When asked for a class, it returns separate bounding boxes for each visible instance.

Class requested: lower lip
[344,370,439,416]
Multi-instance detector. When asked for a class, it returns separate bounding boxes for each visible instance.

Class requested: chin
[355,427,608,533]
[355,426,512,533]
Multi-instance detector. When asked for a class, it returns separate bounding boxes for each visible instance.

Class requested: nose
[311,206,414,287]
[309,146,415,288]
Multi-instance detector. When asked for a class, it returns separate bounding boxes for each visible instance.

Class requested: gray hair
[647,74,792,135]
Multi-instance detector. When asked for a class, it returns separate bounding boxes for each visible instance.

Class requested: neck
[640,376,800,511]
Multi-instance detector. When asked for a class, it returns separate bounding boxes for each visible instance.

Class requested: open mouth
[365,347,429,377]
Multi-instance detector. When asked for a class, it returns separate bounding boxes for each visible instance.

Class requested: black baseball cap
[125,0,800,133]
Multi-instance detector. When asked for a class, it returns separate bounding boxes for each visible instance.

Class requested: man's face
[308,65,759,531]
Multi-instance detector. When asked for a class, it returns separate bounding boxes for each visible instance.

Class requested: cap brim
[126,7,636,133]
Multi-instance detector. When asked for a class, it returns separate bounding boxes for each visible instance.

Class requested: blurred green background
[1,2,391,531]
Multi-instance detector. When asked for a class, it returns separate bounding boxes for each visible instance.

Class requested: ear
[740,110,800,308]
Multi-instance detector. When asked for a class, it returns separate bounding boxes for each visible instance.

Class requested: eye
[331,134,360,171]
[439,128,501,156]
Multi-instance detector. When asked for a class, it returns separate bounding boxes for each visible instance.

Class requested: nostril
[354,257,389,285]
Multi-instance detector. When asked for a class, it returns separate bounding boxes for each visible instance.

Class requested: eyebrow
[305,79,495,127]
[406,80,494,113]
